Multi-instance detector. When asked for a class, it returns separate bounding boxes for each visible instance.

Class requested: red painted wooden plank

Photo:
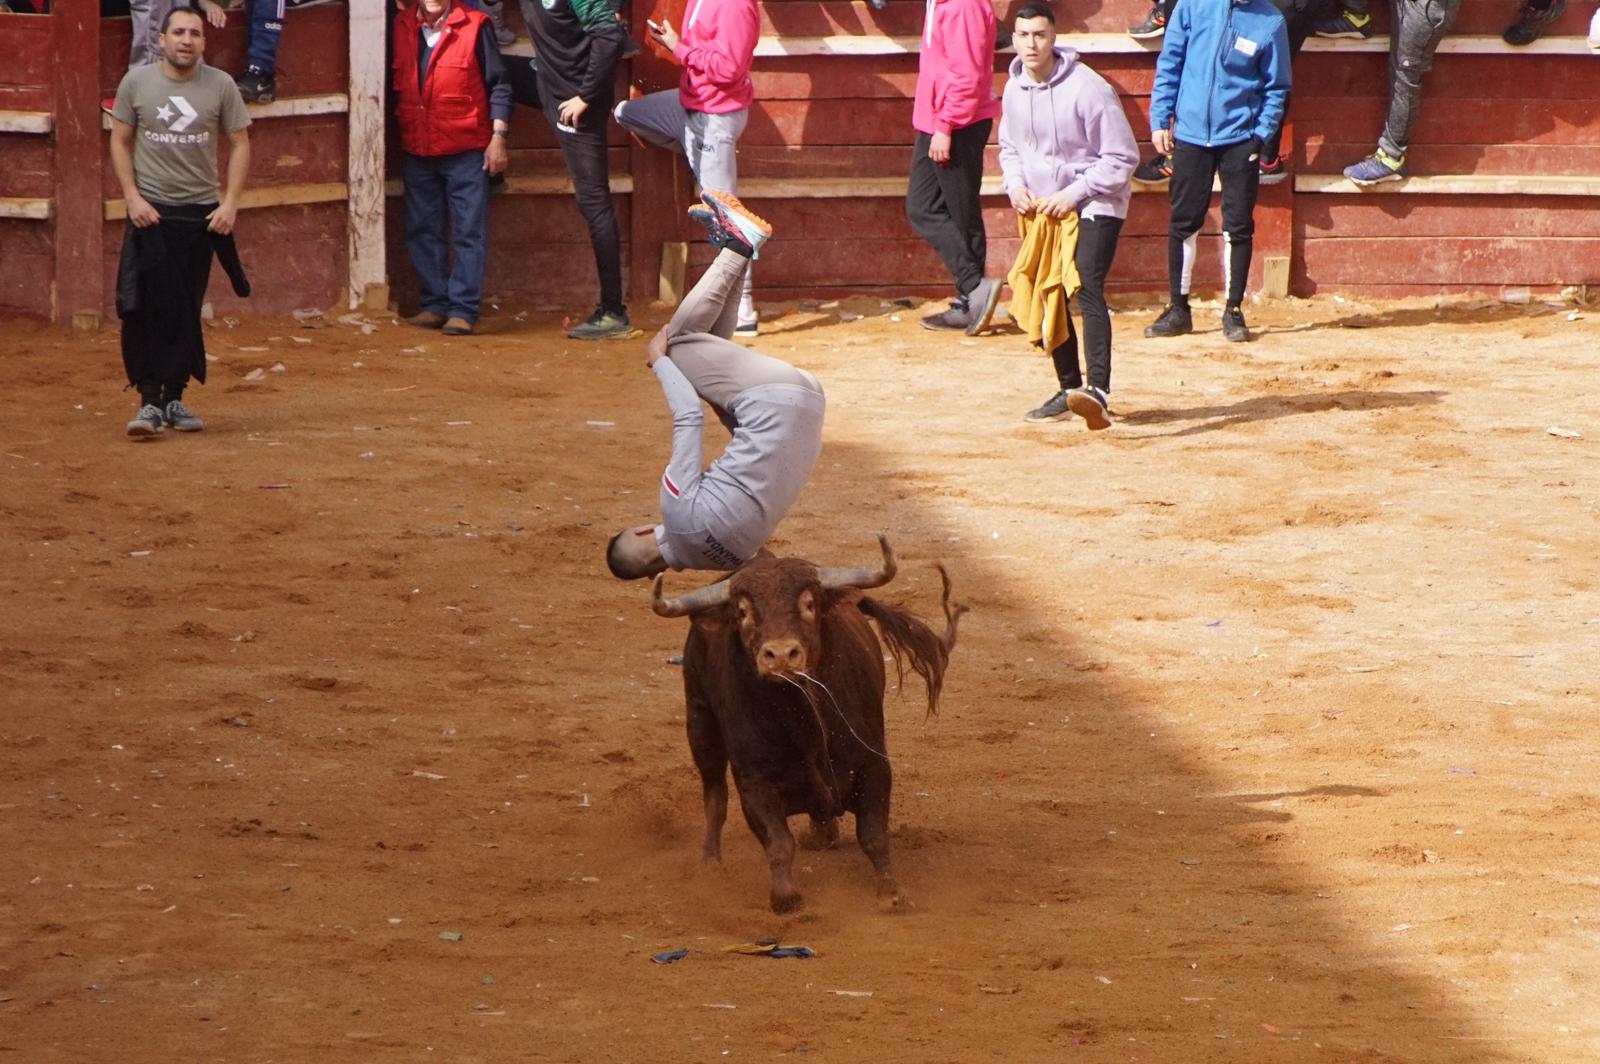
[1299,236,1600,287]
[0,16,53,89]
[1295,97,1600,147]
[760,1,929,38]
[1296,54,1600,102]
[1297,196,1600,239]
[0,135,53,199]
[55,0,104,326]
[1302,141,1600,176]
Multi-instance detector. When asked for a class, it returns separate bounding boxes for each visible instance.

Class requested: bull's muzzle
[756,638,807,681]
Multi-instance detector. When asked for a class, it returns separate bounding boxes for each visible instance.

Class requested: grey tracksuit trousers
[1379,0,1463,159]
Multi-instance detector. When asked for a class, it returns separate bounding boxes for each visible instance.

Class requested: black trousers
[906,119,992,297]
[507,58,624,313]
[1168,138,1259,308]
[1051,215,1123,394]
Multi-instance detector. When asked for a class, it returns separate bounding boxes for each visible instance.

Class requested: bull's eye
[798,589,817,622]
[736,599,753,627]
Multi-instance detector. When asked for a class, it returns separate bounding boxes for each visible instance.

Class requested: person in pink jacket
[616,0,763,334]
[909,0,1001,335]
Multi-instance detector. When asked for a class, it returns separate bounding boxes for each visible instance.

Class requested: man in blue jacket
[1143,0,1289,343]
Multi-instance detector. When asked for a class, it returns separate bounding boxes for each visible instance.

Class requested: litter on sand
[652,949,690,965]
[438,931,464,942]
[721,941,816,959]
[1546,426,1583,439]
[830,990,872,998]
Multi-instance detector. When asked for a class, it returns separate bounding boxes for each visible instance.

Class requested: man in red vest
[393,0,513,336]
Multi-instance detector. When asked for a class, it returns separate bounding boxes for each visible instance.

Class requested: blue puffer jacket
[1149,0,1291,148]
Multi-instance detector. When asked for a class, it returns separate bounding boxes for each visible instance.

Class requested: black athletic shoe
[1504,0,1565,44]
[1067,386,1112,430]
[1222,306,1250,343]
[236,67,276,104]
[1025,389,1073,422]
[1144,303,1193,338]
[567,307,632,340]
[1128,3,1168,38]
[1132,152,1174,189]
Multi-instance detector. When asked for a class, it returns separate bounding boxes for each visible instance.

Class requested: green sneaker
[567,307,631,340]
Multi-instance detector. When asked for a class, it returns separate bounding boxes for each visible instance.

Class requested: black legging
[505,58,625,314]
[1051,215,1123,393]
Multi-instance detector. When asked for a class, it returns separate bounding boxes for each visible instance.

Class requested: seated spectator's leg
[1074,215,1123,394]
[246,0,286,80]
[613,89,690,154]
[128,0,170,68]
[1166,140,1218,304]
[1217,140,1260,308]
[1380,0,1463,160]
[442,149,491,324]
[402,154,451,317]
[553,93,625,314]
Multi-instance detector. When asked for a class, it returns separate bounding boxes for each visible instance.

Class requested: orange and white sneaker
[697,190,772,258]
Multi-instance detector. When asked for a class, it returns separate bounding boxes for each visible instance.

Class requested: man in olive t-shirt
[110,5,252,439]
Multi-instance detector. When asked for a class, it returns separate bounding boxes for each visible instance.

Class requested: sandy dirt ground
[2,287,1598,1064]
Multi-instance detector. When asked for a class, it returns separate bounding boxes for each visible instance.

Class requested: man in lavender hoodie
[909,0,1001,335]
[999,2,1137,428]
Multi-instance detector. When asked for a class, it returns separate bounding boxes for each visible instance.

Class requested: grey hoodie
[998,47,1138,221]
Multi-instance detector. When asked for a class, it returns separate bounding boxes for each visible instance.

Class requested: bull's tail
[857,564,967,718]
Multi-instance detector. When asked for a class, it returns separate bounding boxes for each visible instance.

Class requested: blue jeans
[246,0,285,75]
[403,150,490,323]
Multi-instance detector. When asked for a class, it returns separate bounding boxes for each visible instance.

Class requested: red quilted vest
[393,3,493,157]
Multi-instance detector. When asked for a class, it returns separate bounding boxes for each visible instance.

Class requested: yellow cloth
[1006,210,1082,354]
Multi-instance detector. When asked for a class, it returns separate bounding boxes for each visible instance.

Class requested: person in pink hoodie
[616,0,762,334]
[909,0,1000,335]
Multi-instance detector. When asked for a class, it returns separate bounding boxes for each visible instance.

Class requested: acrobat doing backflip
[606,192,827,579]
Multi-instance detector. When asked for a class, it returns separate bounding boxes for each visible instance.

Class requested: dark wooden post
[51,0,105,330]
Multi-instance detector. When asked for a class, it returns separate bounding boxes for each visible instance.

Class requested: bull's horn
[651,573,733,617]
[817,533,897,591]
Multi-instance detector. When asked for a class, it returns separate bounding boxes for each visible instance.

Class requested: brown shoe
[407,310,446,329]
[442,317,473,336]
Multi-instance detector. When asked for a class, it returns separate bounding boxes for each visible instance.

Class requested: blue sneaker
[1343,149,1406,187]
[1312,8,1373,37]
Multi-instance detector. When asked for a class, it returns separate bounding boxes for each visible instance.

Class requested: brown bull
[651,535,964,913]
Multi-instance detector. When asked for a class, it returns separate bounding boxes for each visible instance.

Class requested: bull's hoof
[877,882,913,913]
[770,889,803,915]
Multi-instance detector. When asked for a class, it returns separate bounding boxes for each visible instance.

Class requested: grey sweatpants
[617,90,757,324]
[128,0,178,69]
[667,249,801,414]
[1379,0,1462,159]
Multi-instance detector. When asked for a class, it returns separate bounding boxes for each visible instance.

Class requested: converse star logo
[156,102,174,124]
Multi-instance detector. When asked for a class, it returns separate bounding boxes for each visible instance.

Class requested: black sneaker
[920,300,970,331]
[1222,305,1249,343]
[1144,303,1192,338]
[1504,0,1565,44]
[236,67,276,104]
[1132,153,1174,189]
[1258,153,1288,185]
[1311,9,1373,37]
[567,307,632,340]
[1024,389,1073,422]
[1128,3,1168,38]
[1067,386,1112,430]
